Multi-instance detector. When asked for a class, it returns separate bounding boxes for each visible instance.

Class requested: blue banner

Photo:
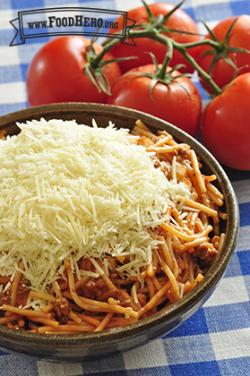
[10,7,129,46]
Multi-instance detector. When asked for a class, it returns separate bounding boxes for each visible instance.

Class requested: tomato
[197,15,250,93]
[107,65,202,136]
[201,73,250,170]
[111,3,200,74]
[26,36,121,105]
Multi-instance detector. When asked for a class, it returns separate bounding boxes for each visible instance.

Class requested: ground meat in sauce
[0,289,10,306]
[77,278,113,300]
[53,297,70,324]
[194,246,218,268]
[0,277,29,307]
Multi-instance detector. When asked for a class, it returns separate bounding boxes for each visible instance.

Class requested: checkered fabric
[0,0,250,375]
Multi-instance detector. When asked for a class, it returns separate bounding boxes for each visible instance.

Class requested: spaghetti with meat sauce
[0,119,226,334]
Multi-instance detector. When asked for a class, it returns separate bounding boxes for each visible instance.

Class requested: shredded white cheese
[0,118,190,292]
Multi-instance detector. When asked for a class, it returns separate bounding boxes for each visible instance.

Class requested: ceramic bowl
[0,103,239,362]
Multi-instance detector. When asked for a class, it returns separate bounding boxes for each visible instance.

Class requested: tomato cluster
[26,3,250,171]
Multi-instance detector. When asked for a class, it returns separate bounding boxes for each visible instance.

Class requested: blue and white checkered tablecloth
[0,0,250,375]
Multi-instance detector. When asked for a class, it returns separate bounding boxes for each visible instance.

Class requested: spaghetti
[0,120,226,334]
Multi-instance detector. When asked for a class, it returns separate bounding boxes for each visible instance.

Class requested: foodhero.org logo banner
[10,7,130,46]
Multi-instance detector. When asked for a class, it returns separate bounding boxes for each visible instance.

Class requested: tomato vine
[86,1,224,96]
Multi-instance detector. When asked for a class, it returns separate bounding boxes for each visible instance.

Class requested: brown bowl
[0,103,239,362]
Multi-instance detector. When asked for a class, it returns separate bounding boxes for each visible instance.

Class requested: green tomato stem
[91,30,154,68]
[175,38,219,49]
[156,35,173,79]
[174,45,222,95]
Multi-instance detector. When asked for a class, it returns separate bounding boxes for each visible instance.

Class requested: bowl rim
[0,102,239,345]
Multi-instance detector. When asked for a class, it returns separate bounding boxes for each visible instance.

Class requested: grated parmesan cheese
[0,118,190,293]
